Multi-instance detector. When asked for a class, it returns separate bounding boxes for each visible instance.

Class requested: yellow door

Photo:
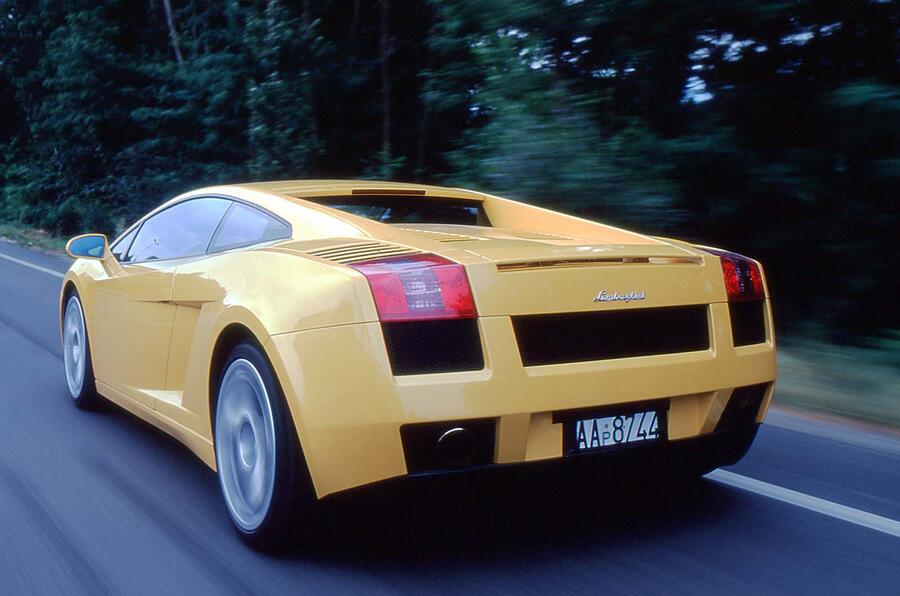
[90,261,177,408]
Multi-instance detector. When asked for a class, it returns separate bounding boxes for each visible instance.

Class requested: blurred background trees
[0,0,897,345]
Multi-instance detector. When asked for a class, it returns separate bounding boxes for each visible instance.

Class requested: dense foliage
[0,0,897,343]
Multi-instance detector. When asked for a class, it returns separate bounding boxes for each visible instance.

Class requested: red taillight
[350,254,477,321]
[705,248,765,302]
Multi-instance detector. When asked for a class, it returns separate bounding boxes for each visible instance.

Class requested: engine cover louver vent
[306,241,420,264]
[396,228,486,243]
[504,230,574,241]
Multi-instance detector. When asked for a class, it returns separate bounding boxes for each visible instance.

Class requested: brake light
[350,254,477,321]
[705,248,764,302]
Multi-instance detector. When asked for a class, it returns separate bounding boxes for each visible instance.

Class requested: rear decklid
[270,221,726,318]
[389,224,724,317]
[391,224,698,266]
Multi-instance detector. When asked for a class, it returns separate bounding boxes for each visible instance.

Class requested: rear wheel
[214,342,316,549]
[63,292,100,409]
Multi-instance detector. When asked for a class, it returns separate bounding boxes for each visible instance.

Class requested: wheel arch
[209,322,261,438]
[59,279,78,340]
[207,320,319,491]
[207,322,302,444]
[60,278,95,363]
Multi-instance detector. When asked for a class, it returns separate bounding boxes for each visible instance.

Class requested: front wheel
[214,342,316,549]
[62,292,100,409]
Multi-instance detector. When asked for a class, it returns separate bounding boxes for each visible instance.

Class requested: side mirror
[66,234,109,260]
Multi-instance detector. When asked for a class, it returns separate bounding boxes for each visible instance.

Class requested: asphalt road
[1,240,898,595]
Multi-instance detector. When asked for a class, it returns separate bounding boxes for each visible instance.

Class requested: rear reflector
[705,248,764,302]
[350,254,477,322]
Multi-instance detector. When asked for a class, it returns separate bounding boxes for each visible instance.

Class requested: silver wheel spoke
[215,358,277,532]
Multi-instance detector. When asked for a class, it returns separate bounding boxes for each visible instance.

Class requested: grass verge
[775,341,900,428]
[0,222,67,254]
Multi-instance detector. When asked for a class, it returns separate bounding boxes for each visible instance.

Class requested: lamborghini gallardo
[61,181,776,546]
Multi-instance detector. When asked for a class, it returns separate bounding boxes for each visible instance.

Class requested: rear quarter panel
[164,247,377,447]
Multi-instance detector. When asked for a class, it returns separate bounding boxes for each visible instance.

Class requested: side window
[208,202,291,253]
[126,198,230,262]
[111,225,139,262]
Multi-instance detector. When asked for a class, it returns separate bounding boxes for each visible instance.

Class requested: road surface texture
[1,240,898,595]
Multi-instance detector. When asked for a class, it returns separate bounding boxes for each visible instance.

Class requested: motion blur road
[1,240,898,595]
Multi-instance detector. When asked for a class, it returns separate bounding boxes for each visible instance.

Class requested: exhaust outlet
[400,418,496,474]
[436,426,475,468]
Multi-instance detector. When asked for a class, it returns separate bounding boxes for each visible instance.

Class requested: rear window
[310,195,489,226]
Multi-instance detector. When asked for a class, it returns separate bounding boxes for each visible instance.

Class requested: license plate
[573,410,660,452]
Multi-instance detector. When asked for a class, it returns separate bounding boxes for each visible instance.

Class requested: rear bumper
[266,301,776,498]
[321,425,762,506]
[403,424,761,484]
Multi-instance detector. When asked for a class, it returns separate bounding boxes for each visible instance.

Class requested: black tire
[214,341,317,549]
[62,290,101,410]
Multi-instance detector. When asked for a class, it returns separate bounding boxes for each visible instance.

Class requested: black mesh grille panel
[729,300,766,346]
[512,305,709,366]
[382,319,484,375]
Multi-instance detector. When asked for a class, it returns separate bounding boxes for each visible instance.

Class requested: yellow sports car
[61,180,776,546]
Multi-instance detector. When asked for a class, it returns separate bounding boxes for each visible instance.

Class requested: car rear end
[267,230,776,499]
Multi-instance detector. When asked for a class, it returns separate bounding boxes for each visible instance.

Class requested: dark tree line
[0,0,897,344]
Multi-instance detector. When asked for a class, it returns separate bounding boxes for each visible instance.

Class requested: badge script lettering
[593,290,646,303]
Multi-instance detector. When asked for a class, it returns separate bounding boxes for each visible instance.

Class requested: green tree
[0,0,896,342]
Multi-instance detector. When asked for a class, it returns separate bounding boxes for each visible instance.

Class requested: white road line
[708,469,900,539]
[0,251,65,279]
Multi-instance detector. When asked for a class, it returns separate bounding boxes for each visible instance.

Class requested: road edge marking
[708,469,900,539]
[0,251,66,279]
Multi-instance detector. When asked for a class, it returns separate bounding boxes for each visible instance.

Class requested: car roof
[158,180,491,242]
